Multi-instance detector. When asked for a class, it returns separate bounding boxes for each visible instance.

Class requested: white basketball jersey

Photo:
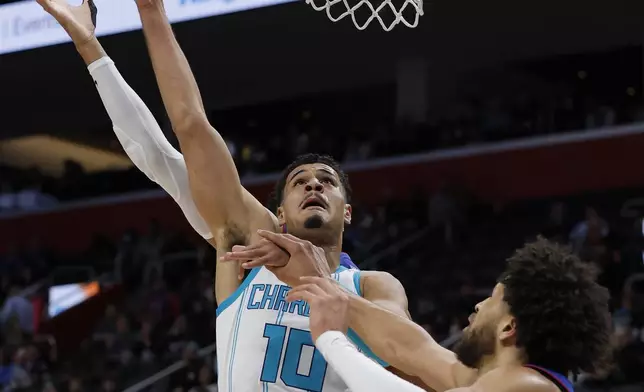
[216,265,387,392]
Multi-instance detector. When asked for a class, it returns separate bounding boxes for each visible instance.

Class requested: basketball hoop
[305,0,423,31]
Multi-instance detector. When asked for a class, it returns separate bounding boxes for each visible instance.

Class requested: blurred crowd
[0,217,216,391]
[1,67,643,211]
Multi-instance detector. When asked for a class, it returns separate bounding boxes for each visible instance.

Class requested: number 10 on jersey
[261,324,328,391]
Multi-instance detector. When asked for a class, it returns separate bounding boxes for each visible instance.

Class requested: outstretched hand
[36,0,97,46]
[221,239,290,270]
[221,230,332,287]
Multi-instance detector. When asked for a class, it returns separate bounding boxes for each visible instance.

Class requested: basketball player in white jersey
[36,1,421,391]
[129,0,421,387]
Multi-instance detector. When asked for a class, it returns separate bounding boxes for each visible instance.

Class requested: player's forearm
[348,294,447,381]
[215,261,244,305]
[87,56,213,239]
[135,1,245,235]
[316,331,426,392]
[136,3,206,132]
[135,2,271,305]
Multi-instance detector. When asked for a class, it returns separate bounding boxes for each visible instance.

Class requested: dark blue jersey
[525,364,574,392]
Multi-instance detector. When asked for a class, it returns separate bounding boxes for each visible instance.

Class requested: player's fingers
[219,253,247,262]
[286,288,316,303]
[300,277,340,298]
[291,283,327,298]
[257,230,298,252]
[265,247,289,264]
[282,234,318,250]
[219,254,246,262]
[220,245,270,261]
[286,291,311,303]
[307,282,329,298]
[286,285,313,297]
[224,249,266,260]
[241,255,275,269]
[256,229,286,244]
[238,264,245,280]
[231,241,263,253]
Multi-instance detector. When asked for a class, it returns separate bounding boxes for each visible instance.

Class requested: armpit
[217,224,249,253]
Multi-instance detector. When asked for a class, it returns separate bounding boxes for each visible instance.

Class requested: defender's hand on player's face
[220,239,290,270]
[36,0,97,45]
[286,276,350,342]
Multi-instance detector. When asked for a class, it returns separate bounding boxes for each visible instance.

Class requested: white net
[305,0,423,31]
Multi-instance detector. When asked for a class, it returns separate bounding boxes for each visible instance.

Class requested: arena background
[0,0,643,390]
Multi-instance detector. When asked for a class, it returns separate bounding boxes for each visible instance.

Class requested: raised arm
[87,57,214,241]
[134,0,278,303]
[75,28,214,241]
[36,0,213,245]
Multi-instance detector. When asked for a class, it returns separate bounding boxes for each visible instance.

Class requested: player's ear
[277,206,286,227]
[498,316,517,344]
[344,204,352,225]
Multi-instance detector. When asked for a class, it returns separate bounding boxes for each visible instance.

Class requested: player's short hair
[269,153,351,211]
[499,236,611,375]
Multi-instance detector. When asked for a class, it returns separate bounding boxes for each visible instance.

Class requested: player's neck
[478,346,524,376]
[293,230,343,269]
[323,247,342,272]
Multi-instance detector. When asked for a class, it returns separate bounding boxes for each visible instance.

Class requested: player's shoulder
[359,270,400,282]
[358,270,405,293]
[357,271,409,317]
[474,366,561,392]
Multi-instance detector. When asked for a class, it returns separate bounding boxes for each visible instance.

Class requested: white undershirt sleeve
[316,331,426,392]
[88,56,212,239]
